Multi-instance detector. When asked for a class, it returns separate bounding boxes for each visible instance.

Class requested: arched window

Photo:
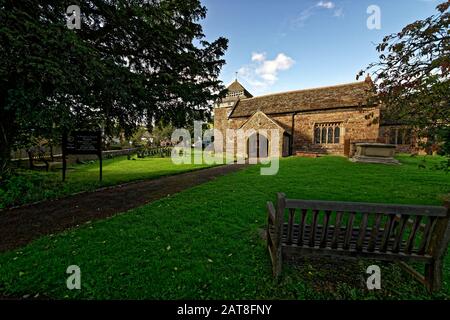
[321,127,327,144]
[327,127,333,144]
[397,129,404,145]
[389,129,396,144]
[314,127,320,144]
[334,127,340,143]
[314,123,342,144]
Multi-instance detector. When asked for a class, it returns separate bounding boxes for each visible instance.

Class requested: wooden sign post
[62,131,103,182]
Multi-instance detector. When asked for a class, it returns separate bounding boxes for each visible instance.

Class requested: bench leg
[425,259,443,293]
[273,247,282,278]
[266,229,282,278]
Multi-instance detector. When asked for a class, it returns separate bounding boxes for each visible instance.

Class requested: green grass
[0,155,449,299]
[0,155,213,209]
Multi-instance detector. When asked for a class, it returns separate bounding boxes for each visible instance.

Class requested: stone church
[213,77,415,158]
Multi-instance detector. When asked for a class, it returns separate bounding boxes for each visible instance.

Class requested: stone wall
[214,106,382,157]
[293,107,380,155]
[214,108,286,157]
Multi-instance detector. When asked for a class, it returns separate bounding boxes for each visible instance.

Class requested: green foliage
[0,155,212,209]
[150,121,175,146]
[130,127,151,147]
[0,0,228,176]
[0,170,64,209]
[436,126,450,156]
[0,155,449,299]
[360,1,449,154]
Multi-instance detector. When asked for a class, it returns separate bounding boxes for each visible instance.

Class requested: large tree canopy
[359,0,449,152]
[0,0,228,177]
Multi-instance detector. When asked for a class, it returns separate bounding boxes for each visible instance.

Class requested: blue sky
[201,0,442,95]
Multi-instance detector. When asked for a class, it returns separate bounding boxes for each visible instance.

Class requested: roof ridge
[226,80,245,89]
[238,110,286,131]
[241,80,369,101]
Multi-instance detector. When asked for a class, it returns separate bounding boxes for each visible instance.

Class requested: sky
[200,0,442,96]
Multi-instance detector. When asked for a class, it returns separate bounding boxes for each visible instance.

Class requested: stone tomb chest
[351,143,400,165]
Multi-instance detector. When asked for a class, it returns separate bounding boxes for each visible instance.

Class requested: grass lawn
[0,155,213,209]
[0,155,449,299]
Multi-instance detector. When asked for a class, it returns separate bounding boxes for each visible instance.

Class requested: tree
[359,1,449,154]
[0,0,228,179]
[149,121,175,146]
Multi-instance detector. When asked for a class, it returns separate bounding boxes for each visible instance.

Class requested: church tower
[215,80,253,108]
[213,80,253,152]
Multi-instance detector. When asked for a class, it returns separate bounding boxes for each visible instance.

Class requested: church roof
[229,79,375,118]
[227,80,247,92]
[225,80,253,99]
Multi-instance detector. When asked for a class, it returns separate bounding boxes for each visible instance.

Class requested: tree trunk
[0,114,14,180]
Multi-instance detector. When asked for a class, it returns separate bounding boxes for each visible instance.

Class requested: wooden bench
[266,193,450,292]
[27,146,62,172]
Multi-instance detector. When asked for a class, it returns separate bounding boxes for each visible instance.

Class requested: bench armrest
[267,201,276,225]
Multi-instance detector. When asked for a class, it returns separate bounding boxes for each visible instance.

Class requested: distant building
[213,77,417,158]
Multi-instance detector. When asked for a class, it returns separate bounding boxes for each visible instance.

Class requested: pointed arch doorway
[247,132,269,160]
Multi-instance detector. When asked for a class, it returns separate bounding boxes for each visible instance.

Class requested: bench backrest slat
[404,216,422,254]
[392,215,409,252]
[296,209,307,247]
[343,212,355,250]
[331,211,343,249]
[418,217,437,255]
[287,208,295,244]
[320,210,331,248]
[309,210,319,247]
[285,199,447,217]
[356,213,369,251]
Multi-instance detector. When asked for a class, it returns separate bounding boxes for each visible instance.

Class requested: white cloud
[291,1,343,28]
[238,53,295,94]
[317,1,335,9]
[251,52,266,62]
[256,53,295,83]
